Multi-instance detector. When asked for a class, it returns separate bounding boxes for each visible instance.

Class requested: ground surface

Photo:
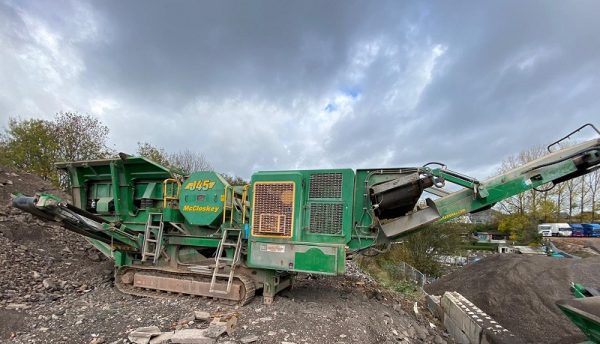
[0,166,450,344]
[426,254,600,344]
[550,237,600,257]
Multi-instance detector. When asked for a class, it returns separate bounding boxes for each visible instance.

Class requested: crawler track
[115,266,256,306]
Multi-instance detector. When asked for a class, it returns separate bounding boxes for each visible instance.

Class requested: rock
[128,326,162,344]
[87,252,101,262]
[433,335,446,344]
[171,329,215,344]
[5,180,13,185]
[177,314,196,325]
[415,326,428,340]
[149,332,175,344]
[39,327,49,332]
[407,327,416,338]
[240,335,259,343]
[6,303,30,310]
[90,336,106,344]
[32,271,41,279]
[42,278,59,290]
[194,310,211,321]
[204,322,227,338]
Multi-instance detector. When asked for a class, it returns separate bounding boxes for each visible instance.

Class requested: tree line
[0,113,239,186]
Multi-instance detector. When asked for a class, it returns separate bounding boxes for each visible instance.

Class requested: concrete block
[171,329,215,344]
[426,294,442,318]
[441,292,521,344]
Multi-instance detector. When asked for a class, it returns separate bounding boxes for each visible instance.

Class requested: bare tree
[169,149,212,175]
[137,143,212,176]
[586,169,600,221]
[564,178,580,220]
[497,145,545,215]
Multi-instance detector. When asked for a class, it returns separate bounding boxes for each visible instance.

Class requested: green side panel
[56,156,173,232]
[248,169,354,246]
[162,207,185,223]
[179,171,228,226]
[142,182,157,199]
[166,236,220,247]
[294,247,336,274]
[246,241,344,275]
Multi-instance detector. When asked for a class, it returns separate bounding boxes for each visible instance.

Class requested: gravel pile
[426,253,600,344]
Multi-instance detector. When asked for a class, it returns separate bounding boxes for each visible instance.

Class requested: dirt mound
[0,165,111,340]
[425,254,600,344]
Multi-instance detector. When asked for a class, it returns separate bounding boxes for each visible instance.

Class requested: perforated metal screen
[252,182,294,237]
[308,203,344,234]
[309,173,342,199]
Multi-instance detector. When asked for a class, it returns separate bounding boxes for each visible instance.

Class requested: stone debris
[6,303,30,310]
[89,336,106,344]
[239,334,259,343]
[149,331,175,344]
[171,329,214,344]
[128,326,162,344]
[194,311,211,321]
[204,322,228,339]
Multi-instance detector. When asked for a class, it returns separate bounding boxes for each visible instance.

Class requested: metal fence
[383,261,430,289]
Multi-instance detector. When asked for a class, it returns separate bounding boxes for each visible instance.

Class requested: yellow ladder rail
[222,185,235,225]
[162,178,181,208]
[241,184,249,224]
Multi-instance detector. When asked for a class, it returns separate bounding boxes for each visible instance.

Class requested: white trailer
[538,223,572,237]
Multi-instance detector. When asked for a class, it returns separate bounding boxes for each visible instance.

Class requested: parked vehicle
[538,223,572,237]
[570,224,585,237]
[581,223,600,237]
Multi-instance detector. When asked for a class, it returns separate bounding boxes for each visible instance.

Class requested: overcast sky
[1,1,599,178]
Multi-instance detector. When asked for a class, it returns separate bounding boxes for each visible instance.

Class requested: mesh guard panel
[252,182,294,237]
[308,203,344,234]
[309,173,342,199]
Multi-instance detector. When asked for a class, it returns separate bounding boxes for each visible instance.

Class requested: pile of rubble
[126,310,239,344]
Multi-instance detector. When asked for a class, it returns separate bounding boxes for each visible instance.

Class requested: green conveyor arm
[432,137,600,222]
[379,136,600,239]
[11,193,141,250]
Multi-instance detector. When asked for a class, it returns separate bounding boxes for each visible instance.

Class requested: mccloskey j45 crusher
[12,124,600,305]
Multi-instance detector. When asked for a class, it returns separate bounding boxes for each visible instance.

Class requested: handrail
[162,178,181,208]
[547,123,600,152]
[241,184,249,224]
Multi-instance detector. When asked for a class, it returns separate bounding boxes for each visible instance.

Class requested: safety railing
[162,178,181,208]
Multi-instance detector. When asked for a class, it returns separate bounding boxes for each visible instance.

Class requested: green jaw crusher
[12,124,600,305]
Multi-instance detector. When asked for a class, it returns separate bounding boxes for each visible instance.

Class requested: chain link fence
[383,261,432,289]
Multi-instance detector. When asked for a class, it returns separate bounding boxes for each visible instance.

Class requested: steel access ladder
[209,227,243,294]
[141,212,164,264]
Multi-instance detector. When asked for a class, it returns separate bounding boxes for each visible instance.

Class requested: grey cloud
[0,0,599,180]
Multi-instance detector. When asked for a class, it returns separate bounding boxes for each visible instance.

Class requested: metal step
[142,212,164,264]
[209,226,244,294]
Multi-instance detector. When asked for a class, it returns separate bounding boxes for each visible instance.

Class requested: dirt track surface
[550,237,600,257]
[426,254,600,344]
[0,166,451,344]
